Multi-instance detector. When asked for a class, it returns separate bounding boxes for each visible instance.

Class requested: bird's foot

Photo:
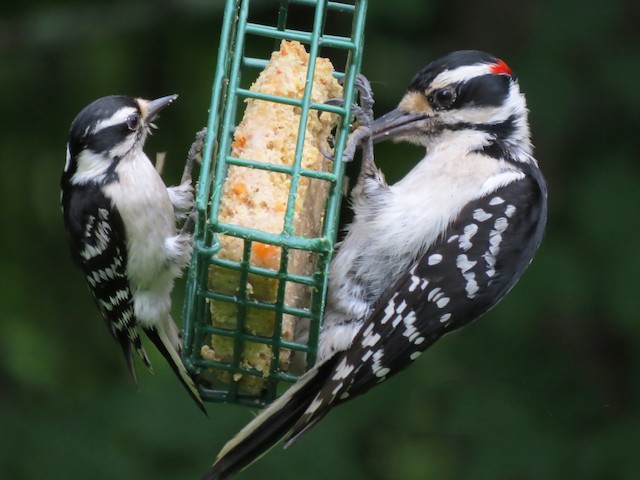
[323,74,375,163]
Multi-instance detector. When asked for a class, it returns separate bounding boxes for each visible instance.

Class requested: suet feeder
[182,0,368,407]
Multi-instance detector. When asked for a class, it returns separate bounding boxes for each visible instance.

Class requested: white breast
[325,140,511,330]
[104,150,177,293]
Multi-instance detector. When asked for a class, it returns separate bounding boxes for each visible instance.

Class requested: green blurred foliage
[1,0,639,479]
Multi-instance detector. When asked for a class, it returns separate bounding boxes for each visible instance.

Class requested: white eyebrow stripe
[93,107,137,133]
[429,64,494,91]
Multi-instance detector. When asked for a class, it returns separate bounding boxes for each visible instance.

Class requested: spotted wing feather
[286,174,547,442]
[61,182,151,380]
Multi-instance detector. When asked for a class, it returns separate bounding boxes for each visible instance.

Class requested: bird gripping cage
[182,0,368,407]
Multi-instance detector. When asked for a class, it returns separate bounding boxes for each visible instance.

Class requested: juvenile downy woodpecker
[204,50,547,478]
[61,95,205,413]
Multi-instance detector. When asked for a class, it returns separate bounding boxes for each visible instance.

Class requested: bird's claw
[179,210,197,237]
[324,98,344,107]
[322,74,375,163]
[173,128,206,231]
[182,127,207,184]
[352,73,374,124]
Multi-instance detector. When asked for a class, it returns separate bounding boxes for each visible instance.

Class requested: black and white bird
[204,50,547,478]
[61,94,205,412]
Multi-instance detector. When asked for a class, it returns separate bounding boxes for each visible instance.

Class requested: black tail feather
[143,326,207,415]
[117,338,138,386]
[203,356,340,480]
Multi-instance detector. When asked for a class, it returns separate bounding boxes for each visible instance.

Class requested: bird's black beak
[144,94,178,123]
[370,108,433,143]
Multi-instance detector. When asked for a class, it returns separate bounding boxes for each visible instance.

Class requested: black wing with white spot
[61,182,151,380]
[287,173,547,439]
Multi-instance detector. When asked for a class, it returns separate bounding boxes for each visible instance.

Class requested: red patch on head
[490,59,512,76]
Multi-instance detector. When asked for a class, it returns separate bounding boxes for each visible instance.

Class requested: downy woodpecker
[204,50,547,478]
[61,94,205,413]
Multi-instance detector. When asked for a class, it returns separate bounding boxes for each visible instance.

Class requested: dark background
[2,1,639,479]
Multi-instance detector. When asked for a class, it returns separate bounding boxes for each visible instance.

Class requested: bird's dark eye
[432,87,457,109]
[126,114,139,131]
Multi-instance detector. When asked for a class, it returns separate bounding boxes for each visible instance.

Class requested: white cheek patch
[71,149,111,184]
[108,133,138,159]
[93,107,137,134]
[446,105,507,125]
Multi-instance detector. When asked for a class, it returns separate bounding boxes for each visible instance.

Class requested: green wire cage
[182,0,368,407]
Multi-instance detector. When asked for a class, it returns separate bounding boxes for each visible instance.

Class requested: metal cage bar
[182,0,367,407]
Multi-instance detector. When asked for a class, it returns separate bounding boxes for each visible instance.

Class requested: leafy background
[1,0,639,479]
